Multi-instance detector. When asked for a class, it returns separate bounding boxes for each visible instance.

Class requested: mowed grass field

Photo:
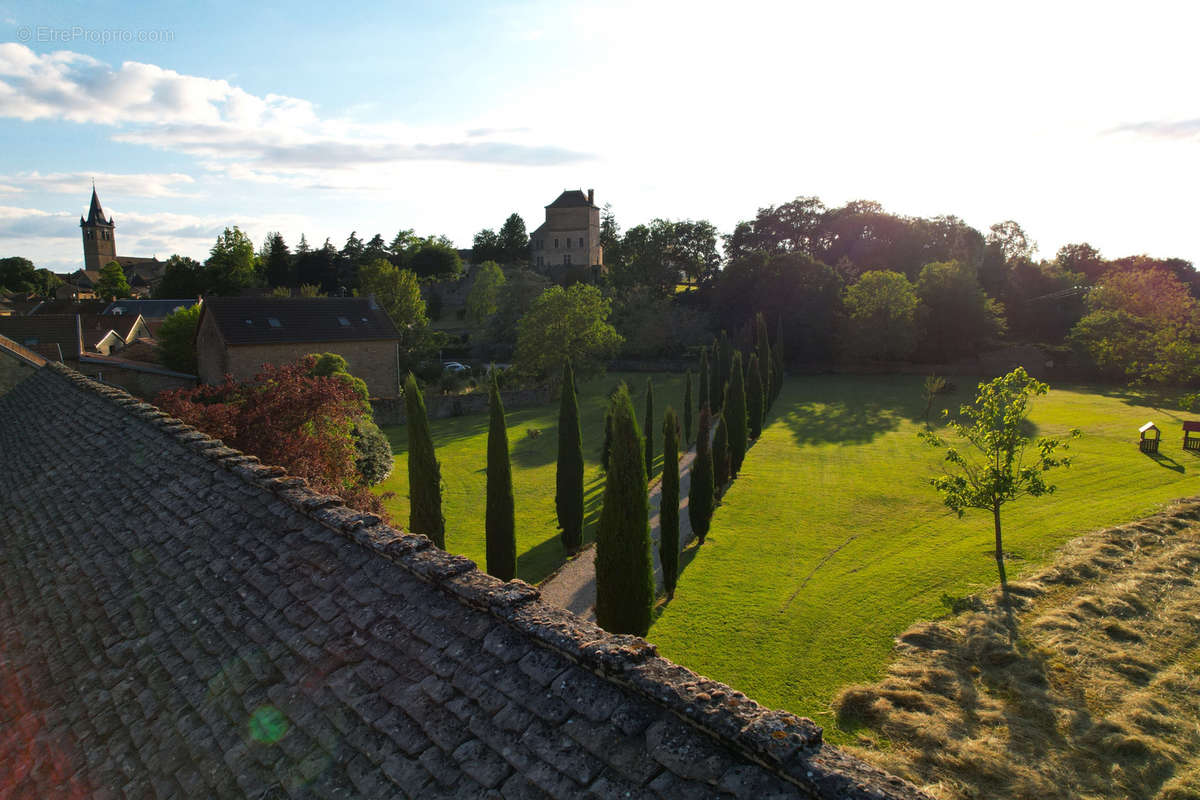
[375,372,686,583]
[647,373,1200,744]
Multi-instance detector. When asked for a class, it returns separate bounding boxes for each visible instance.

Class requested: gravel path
[538,438,702,621]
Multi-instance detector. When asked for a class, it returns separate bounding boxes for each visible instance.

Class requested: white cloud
[0,43,592,187]
[0,170,196,197]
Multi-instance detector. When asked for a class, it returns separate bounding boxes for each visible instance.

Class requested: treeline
[153,226,466,299]
[597,196,1199,385]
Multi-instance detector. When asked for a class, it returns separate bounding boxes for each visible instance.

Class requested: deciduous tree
[920,367,1078,585]
[466,261,507,324]
[95,260,131,300]
[594,385,654,636]
[844,269,920,361]
[514,284,621,379]
[205,226,257,295]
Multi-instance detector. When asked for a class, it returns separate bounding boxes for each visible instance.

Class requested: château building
[529,189,603,281]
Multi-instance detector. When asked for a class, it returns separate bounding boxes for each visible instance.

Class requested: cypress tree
[774,317,785,405]
[718,331,733,404]
[594,385,654,636]
[682,370,694,447]
[698,349,710,412]
[727,352,748,478]
[601,405,614,473]
[688,408,715,544]
[661,407,680,600]
[755,312,772,416]
[644,379,655,481]
[485,371,516,580]
[405,372,444,548]
[555,359,584,553]
[712,412,730,488]
[747,352,763,440]
[709,339,722,415]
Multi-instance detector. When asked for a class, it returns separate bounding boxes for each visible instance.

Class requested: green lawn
[647,374,1200,744]
[376,371,686,583]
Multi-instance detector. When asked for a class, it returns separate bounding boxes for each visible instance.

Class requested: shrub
[747,352,764,440]
[644,379,655,480]
[352,418,393,486]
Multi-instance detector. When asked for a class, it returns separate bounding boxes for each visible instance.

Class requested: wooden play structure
[1184,421,1200,451]
[1139,422,1160,454]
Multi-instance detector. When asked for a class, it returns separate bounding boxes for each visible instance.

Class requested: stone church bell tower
[80,185,117,271]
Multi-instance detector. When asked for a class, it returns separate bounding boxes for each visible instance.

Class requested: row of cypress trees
[404,314,784,633]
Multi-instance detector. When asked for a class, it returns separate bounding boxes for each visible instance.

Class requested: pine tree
[405,373,444,548]
[485,371,516,580]
[728,352,748,478]
[713,412,730,488]
[698,349,710,413]
[661,406,680,600]
[556,360,585,553]
[688,408,715,544]
[644,379,655,481]
[682,370,694,447]
[747,352,764,440]
[594,386,654,636]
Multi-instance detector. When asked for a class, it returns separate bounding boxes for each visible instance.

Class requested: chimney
[587,188,594,205]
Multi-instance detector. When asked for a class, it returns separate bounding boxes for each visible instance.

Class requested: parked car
[442,361,469,374]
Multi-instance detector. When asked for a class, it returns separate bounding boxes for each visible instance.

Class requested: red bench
[1184,421,1200,451]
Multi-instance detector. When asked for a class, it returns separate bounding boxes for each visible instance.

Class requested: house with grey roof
[196,297,403,398]
[0,358,926,799]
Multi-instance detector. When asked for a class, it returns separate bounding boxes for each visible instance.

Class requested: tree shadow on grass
[782,399,902,446]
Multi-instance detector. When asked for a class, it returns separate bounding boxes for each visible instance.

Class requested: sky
[1,0,1198,271]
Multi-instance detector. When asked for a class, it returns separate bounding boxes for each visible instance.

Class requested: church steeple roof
[83,186,114,227]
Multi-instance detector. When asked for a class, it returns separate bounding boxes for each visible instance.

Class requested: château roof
[82,186,114,227]
[0,363,927,799]
[201,297,402,346]
[546,189,594,209]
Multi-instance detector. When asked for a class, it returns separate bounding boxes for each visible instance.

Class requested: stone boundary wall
[372,386,552,427]
[38,359,929,800]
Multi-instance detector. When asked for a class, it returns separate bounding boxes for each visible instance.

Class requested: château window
[578,237,583,247]
[554,238,559,248]
[536,256,544,267]
[563,254,572,265]
[566,238,571,249]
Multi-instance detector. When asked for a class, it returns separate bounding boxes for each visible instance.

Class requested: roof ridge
[0,333,48,367]
[37,360,928,800]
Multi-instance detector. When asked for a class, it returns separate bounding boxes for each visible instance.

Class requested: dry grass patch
[834,500,1200,800]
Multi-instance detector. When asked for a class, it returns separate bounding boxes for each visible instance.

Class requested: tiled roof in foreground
[0,363,927,799]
